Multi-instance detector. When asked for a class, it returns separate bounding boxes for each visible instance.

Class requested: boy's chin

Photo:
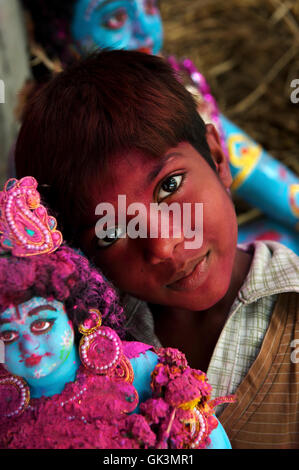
[162,270,232,312]
[167,289,228,312]
[142,281,229,312]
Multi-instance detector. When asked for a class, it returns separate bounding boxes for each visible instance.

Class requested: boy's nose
[142,205,185,264]
[143,231,185,265]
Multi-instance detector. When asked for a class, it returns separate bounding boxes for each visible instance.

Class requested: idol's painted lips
[137,47,152,54]
[25,355,43,367]
[166,251,211,291]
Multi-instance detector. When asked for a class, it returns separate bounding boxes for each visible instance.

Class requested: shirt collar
[236,240,299,304]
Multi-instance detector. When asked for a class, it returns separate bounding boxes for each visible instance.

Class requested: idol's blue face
[0,297,74,383]
[71,0,163,55]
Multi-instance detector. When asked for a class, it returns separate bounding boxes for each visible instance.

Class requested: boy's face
[81,127,238,312]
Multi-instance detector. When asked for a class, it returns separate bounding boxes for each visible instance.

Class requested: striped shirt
[220,290,299,448]
[207,240,299,415]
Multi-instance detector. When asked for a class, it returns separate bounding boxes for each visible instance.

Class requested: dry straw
[161,0,299,216]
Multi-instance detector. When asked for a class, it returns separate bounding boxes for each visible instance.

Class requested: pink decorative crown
[0,177,62,257]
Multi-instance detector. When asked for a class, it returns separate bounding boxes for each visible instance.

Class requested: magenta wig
[0,245,125,339]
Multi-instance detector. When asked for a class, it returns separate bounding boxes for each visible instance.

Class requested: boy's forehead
[109,143,188,177]
[81,149,157,229]
[97,145,185,196]
[99,149,157,187]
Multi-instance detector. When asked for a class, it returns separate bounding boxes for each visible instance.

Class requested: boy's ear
[205,123,232,189]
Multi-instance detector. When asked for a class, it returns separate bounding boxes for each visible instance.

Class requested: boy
[15,50,299,449]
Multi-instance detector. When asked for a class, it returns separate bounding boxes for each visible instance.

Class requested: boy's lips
[166,251,211,292]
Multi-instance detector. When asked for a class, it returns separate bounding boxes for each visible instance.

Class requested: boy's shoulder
[237,240,299,303]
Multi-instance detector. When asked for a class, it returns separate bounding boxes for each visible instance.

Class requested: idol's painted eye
[97,226,125,248]
[103,9,128,30]
[144,0,158,15]
[0,330,19,344]
[157,174,184,202]
[31,319,54,335]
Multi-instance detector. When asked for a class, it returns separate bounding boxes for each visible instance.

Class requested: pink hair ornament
[0,177,62,257]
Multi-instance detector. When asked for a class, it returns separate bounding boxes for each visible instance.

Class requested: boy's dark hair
[15,50,215,244]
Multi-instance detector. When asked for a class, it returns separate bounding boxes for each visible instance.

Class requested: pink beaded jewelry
[190,408,208,449]
[0,375,30,418]
[79,308,135,384]
[79,308,123,374]
[0,177,62,257]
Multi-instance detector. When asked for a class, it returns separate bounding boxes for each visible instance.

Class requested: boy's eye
[102,9,128,30]
[31,319,54,335]
[144,0,158,15]
[158,174,183,201]
[0,330,19,344]
[97,226,125,248]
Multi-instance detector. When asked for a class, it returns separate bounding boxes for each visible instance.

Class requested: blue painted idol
[71,0,163,55]
[0,297,79,397]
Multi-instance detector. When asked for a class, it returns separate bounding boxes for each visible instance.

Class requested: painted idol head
[71,0,163,54]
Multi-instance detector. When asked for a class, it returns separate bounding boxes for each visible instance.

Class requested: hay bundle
[161,0,299,178]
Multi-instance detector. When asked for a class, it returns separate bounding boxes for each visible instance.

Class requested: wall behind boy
[0,0,30,186]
